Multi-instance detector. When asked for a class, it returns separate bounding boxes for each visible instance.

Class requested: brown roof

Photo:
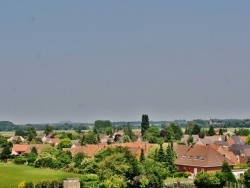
[26,144,52,154]
[63,144,105,158]
[132,130,141,136]
[175,145,235,167]
[174,144,190,158]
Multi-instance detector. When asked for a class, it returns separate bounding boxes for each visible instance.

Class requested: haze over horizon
[1,1,250,124]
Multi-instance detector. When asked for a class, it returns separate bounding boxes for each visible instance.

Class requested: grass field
[0,163,82,188]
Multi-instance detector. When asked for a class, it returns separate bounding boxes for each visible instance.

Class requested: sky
[0,1,250,124]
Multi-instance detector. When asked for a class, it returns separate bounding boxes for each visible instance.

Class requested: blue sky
[1,1,250,123]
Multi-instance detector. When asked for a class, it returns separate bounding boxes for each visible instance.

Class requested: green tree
[185,122,201,135]
[140,149,145,162]
[139,158,168,188]
[168,122,183,140]
[0,144,11,162]
[15,129,26,137]
[123,135,131,143]
[0,134,8,147]
[103,175,126,188]
[166,144,175,172]
[95,146,139,184]
[141,114,149,136]
[164,126,175,142]
[73,152,85,167]
[26,127,37,142]
[44,125,53,136]
[93,120,112,135]
[244,169,250,187]
[208,125,216,136]
[124,123,137,141]
[194,172,221,188]
[216,161,236,187]
[155,144,165,163]
[142,127,160,143]
[58,138,72,148]
[84,131,98,144]
[219,128,224,135]
[187,135,194,145]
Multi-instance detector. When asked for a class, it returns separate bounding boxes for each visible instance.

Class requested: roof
[214,141,229,147]
[174,144,190,158]
[180,135,199,143]
[175,145,235,167]
[26,144,52,154]
[63,144,105,158]
[230,144,250,155]
[12,144,29,152]
[205,135,225,142]
[243,148,250,157]
[196,138,212,145]
[230,136,245,145]
[108,142,155,155]
[212,145,239,164]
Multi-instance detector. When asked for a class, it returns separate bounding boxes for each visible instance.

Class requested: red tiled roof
[12,144,29,152]
[175,145,235,167]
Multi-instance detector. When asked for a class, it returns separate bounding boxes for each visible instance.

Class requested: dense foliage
[141,114,150,136]
[93,120,113,135]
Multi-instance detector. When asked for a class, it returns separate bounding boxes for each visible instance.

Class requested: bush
[80,174,99,187]
[14,157,27,165]
[50,180,63,188]
[172,172,190,178]
[25,181,34,188]
[35,181,50,188]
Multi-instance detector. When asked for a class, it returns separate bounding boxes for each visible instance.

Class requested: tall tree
[244,169,250,187]
[208,125,216,136]
[168,122,183,140]
[156,144,165,163]
[216,161,236,187]
[0,144,11,162]
[140,149,145,162]
[44,125,53,136]
[166,144,175,172]
[93,120,112,135]
[26,126,37,142]
[141,114,149,136]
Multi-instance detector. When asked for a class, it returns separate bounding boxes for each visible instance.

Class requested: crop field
[0,163,82,188]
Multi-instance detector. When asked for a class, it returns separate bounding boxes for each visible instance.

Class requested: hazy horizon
[1,1,250,124]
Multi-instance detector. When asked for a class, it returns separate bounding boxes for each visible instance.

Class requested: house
[195,136,229,147]
[43,137,60,146]
[25,144,52,154]
[98,134,109,143]
[107,141,155,158]
[7,136,25,144]
[195,138,213,146]
[175,145,235,177]
[227,135,245,147]
[230,144,250,163]
[71,140,81,148]
[63,144,105,158]
[209,145,239,164]
[11,144,29,155]
[213,140,229,147]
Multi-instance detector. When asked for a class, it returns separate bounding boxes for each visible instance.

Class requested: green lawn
[0,163,82,188]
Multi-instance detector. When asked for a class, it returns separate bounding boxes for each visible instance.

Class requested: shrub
[35,181,50,188]
[172,172,190,178]
[50,180,63,188]
[14,157,27,165]
[25,181,34,188]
